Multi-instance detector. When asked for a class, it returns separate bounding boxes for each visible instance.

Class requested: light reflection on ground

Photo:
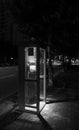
[25,101,45,112]
[41,101,79,129]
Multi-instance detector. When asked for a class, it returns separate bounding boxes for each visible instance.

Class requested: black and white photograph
[0,0,79,130]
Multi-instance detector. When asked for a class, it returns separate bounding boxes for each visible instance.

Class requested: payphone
[18,45,46,114]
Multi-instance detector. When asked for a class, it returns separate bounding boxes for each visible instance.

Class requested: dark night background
[0,0,79,64]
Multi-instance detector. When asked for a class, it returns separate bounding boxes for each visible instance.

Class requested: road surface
[0,66,19,100]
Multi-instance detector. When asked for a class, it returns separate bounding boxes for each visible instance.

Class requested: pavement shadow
[16,113,54,130]
[38,114,53,130]
[0,110,22,130]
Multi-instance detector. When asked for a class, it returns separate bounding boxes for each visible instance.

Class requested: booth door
[39,48,46,111]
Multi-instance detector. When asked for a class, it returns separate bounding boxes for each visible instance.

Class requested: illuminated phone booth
[18,44,46,114]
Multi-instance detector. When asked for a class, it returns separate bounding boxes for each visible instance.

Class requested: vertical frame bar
[39,48,46,112]
[44,49,46,103]
[18,46,25,111]
[36,46,40,113]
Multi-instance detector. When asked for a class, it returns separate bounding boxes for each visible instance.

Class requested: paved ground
[0,68,79,130]
[0,99,79,130]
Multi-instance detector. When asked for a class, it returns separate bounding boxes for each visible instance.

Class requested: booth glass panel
[24,47,37,112]
[25,81,37,112]
[25,47,36,80]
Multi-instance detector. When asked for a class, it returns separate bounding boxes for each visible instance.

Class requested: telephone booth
[18,43,46,114]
